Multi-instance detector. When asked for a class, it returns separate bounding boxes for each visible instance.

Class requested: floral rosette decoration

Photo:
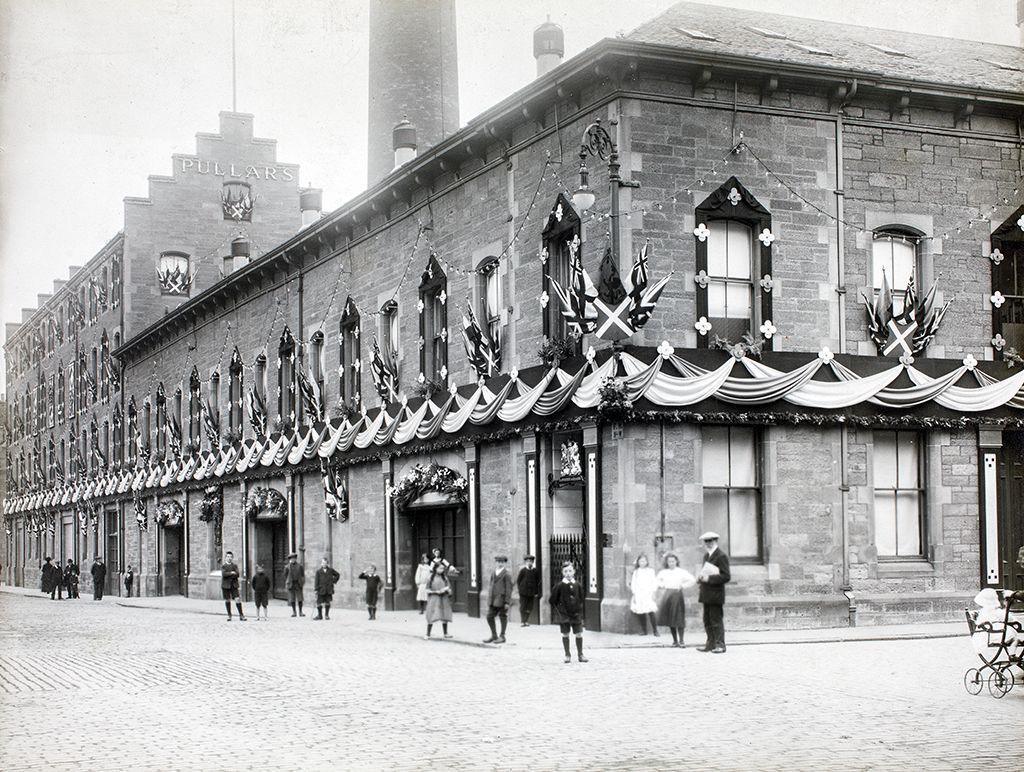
[154,500,184,527]
[387,463,468,508]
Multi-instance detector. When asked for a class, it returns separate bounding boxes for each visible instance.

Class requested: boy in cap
[283,552,305,617]
[313,557,340,620]
[516,554,541,626]
[358,564,384,620]
[696,532,730,653]
[483,555,514,644]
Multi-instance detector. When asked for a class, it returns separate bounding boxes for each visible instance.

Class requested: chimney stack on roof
[534,17,565,77]
[300,188,323,228]
[393,117,418,170]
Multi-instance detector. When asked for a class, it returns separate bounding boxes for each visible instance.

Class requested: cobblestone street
[0,590,1021,771]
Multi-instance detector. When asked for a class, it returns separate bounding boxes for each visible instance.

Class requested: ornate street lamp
[571,118,640,268]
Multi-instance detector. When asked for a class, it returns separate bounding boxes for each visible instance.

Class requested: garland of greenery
[154,500,184,526]
[198,486,223,522]
[387,462,468,508]
[244,487,287,520]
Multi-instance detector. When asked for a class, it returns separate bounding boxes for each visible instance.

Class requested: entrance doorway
[254,519,289,600]
[410,505,468,613]
[105,510,119,596]
[998,432,1024,592]
[162,526,185,595]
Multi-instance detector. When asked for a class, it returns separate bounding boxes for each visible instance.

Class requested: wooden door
[105,510,118,595]
[412,506,468,612]
[1000,433,1024,592]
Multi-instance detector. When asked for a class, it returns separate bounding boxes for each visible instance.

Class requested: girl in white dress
[629,554,660,636]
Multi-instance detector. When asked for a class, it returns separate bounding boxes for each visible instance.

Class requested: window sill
[877,559,934,576]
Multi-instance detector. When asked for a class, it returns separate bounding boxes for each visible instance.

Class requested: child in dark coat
[251,564,271,620]
[358,565,384,620]
[549,561,588,664]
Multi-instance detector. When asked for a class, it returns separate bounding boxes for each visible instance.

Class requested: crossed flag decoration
[461,305,501,378]
[861,270,951,363]
[320,459,349,521]
[296,367,325,423]
[246,386,267,438]
[549,240,672,341]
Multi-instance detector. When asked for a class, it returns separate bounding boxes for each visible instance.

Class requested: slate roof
[627,1,1024,96]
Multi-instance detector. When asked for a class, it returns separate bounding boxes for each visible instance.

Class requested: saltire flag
[461,306,497,378]
[370,338,399,403]
[296,367,324,423]
[321,459,348,521]
[246,386,267,437]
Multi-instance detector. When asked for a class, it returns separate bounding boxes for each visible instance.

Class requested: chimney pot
[534,18,565,77]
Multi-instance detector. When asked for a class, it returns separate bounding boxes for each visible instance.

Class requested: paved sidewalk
[1,583,963,648]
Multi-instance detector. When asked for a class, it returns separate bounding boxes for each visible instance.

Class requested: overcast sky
[0,0,1018,391]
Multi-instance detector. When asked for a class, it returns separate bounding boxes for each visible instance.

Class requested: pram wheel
[963,668,984,695]
[987,668,1012,699]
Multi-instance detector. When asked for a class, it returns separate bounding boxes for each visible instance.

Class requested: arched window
[694,178,774,349]
[339,299,360,404]
[380,300,399,362]
[541,194,583,356]
[189,366,201,444]
[57,366,65,425]
[111,254,122,309]
[142,399,152,456]
[418,256,448,385]
[872,229,920,317]
[100,331,110,402]
[255,353,267,401]
[990,206,1024,358]
[90,347,98,404]
[112,404,122,468]
[155,382,167,459]
[229,348,243,433]
[477,257,502,371]
[157,251,193,296]
[279,328,297,425]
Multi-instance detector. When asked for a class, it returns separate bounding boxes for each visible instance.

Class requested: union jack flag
[461,306,499,378]
[296,367,324,423]
[246,386,267,437]
[370,338,399,404]
[167,410,183,457]
[201,397,220,446]
[320,459,348,521]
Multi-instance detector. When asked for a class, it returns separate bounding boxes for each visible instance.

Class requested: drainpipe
[835,101,856,626]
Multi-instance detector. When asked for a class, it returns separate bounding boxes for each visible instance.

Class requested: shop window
[339,299,360,404]
[990,206,1024,359]
[873,430,924,558]
[418,256,448,386]
[695,178,773,349]
[541,193,583,356]
[702,426,762,560]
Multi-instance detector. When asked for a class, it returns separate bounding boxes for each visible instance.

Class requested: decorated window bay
[694,178,774,350]
[990,205,1024,361]
[418,255,448,388]
[541,193,583,357]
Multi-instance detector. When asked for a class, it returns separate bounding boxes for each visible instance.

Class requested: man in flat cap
[516,554,541,626]
[697,532,730,653]
[483,555,514,644]
[284,552,305,617]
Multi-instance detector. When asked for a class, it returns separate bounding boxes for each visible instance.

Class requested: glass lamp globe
[572,185,596,213]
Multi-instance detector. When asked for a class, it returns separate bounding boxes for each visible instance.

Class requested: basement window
[673,26,717,41]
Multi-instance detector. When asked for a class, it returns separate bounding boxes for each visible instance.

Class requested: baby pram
[963,588,1024,698]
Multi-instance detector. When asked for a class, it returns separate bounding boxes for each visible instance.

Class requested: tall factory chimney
[367,0,460,187]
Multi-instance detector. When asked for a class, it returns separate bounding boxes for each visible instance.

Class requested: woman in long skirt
[414,553,432,614]
[656,553,696,647]
[629,554,660,636]
[424,562,453,639]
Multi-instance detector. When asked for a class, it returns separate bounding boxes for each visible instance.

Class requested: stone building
[5,2,1024,630]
